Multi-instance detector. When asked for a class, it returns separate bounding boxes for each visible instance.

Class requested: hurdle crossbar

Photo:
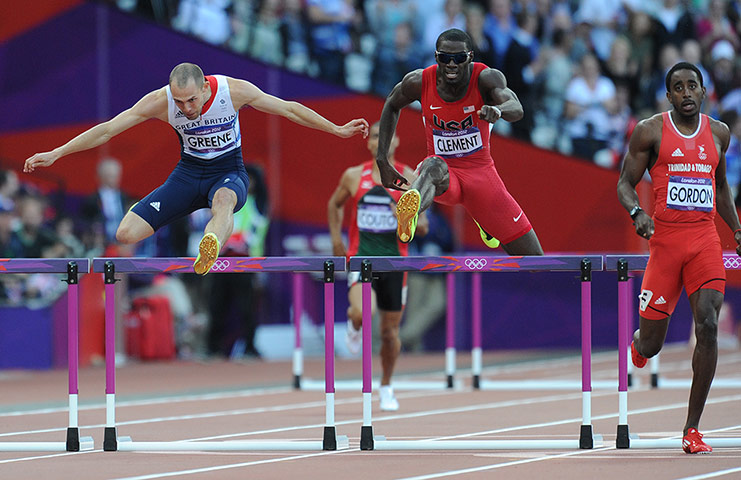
[92,256,347,452]
[349,255,604,451]
[607,254,741,449]
[0,259,94,452]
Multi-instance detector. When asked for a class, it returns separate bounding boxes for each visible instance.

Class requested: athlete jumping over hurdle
[23,62,369,275]
[374,28,543,256]
[617,62,741,454]
[328,122,428,411]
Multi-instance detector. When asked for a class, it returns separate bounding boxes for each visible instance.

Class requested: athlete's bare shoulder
[477,67,507,90]
[708,116,731,150]
[396,69,424,101]
[134,86,169,122]
[631,113,663,146]
[224,75,262,109]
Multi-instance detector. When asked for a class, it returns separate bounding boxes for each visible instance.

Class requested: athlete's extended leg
[379,310,402,386]
[501,229,544,255]
[116,211,155,244]
[685,288,721,435]
[345,282,377,355]
[194,187,238,275]
[397,156,449,243]
[378,309,402,411]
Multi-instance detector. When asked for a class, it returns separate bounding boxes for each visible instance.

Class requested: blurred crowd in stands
[111,0,741,173]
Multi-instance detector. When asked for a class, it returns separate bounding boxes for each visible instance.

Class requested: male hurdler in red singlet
[374,28,543,256]
[24,62,369,275]
[618,62,741,454]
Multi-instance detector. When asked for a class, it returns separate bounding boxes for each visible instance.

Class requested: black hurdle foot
[472,375,480,389]
[323,426,337,450]
[65,427,80,451]
[360,426,374,450]
[446,375,454,389]
[293,374,301,390]
[616,424,630,449]
[103,427,118,451]
[579,425,594,449]
[651,373,659,388]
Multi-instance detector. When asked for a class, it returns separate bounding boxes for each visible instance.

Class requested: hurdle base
[293,374,301,390]
[66,427,79,451]
[616,424,630,449]
[627,373,633,388]
[323,426,337,450]
[579,425,594,449]
[360,426,374,450]
[104,427,118,451]
[651,373,659,388]
[472,375,480,389]
[446,375,454,389]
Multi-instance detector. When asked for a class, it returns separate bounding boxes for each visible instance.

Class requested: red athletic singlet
[346,161,409,258]
[639,112,725,320]
[419,63,531,244]
[651,112,718,224]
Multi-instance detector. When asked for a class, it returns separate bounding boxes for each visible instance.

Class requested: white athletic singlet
[166,75,242,160]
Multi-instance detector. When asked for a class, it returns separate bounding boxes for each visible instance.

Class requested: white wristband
[491,106,502,118]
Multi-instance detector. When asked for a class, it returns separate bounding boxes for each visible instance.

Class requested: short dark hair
[169,62,205,88]
[665,62,704,91]
[436,28,473,52]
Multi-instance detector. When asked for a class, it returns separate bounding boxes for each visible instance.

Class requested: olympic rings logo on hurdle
[464,258,487,270]
[724,257,741,270]
[209,259,231,271]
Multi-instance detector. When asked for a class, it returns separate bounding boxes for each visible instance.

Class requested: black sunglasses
[436,51,470,64]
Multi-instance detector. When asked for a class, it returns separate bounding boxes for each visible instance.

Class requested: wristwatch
[629,205,643,220]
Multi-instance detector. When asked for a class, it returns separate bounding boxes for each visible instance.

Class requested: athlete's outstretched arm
[478,68,523,124]
[228,77,368,138]
[712,121,741,255]
[24,89,167,173]
[376,70,422,190]
[617,119,655,239]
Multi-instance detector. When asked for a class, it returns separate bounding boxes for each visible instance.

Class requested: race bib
[666,176,713,212]
[432,127,483,158]
[183,124,237,154]
[357,202,396,233]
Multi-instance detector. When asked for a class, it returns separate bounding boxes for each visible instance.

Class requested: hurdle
[295,268,457,392]
[92,256,346,452]
[350,255,603,450]
[0,258,94,452]
[608,255,741,449]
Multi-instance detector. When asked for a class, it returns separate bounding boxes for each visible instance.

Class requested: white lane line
[0,449,99,465]
[112,451,345,480]
[676,467,741,480]
[396,448,612,480]
[0,386,295,417]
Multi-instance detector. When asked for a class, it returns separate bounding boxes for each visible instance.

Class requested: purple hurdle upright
[350,255,602,451]
[445,273,456,388]
[93,256,345,452]
[292,272,304,389]
[0,259,93,452]
[471,272,482,389]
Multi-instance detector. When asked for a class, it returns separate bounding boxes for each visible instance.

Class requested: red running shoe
[683,428,712,454]
[631,341,647,368]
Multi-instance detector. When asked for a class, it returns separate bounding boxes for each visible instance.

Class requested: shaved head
[169,63,205,88]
